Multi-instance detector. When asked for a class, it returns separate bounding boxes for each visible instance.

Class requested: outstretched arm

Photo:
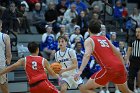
[0,58,24,76]
[44,59,59,78]
[79,38,94,74]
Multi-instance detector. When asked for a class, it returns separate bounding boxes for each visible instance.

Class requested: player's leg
[79,78,102,93]
[30,80,59,93]
[0,74,9,93]
[60,82,68,93]
[0,83,9,93]
[137,70,140,92]
[116,82,134,93]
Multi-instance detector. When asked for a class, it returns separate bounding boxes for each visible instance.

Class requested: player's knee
[60,84,67,93]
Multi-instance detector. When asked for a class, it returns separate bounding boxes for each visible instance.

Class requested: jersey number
[32,61,37,70]
[98,39,109,47]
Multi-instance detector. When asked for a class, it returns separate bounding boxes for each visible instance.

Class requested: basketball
[50,62,62,74]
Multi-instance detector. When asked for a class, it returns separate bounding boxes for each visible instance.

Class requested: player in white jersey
[0,20,12,93]
[55,36,83,93]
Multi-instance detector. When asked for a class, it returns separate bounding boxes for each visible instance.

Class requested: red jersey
[25,56,47,84]
[90,36,124,69]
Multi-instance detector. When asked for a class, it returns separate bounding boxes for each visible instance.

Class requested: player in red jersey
[74,20,133,93]
[0,42,60,93]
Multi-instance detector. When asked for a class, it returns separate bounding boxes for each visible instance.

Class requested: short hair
[28,42,39,53]
[88,20,101,34]
[57,36,68,42]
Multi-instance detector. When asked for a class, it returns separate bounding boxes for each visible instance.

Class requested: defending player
[74,20,133,93]
[0,42,60,93]
[55,36,83,93]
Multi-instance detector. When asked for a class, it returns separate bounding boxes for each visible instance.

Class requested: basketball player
[55,36,83,93]
[0,42,60,93]
[74,20,133,93]
[0,20,12,93]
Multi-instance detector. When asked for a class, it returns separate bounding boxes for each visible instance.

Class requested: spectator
[56,25,66,40]
[56,0,67,16]
[119,41,127,60]
[73,0,88,15]
[65,18,77,34]
[1,2,20,34]
[113,0,123,30]
[45,2,58,34]
[91,0,104,12]
[70,25,83,43]
[122,2,128,19]
[62,3,78,24]
[77,11,88,36]
[71,37,81,49]
[32,3,46,34]
[26,0,41,11]
[41,25,56,61]
[63,33,71,48]
[110,32,119,49]
[130,8,140,27]
[100,24,110,39]
[17,4,31,34]
[87,5,102,22]
[56,0,67,25]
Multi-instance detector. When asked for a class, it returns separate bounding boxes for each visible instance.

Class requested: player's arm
[126,47,132,64]
[44,59,59,78]
[4,34,12,65]
[109,40,125,63]
[79,38,94,73]
[0,58,24,76]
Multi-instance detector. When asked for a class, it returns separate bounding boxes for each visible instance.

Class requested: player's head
[88,20,101,34]
[58,36,68,49]
[136,27,140,39]
[28,42,39,54]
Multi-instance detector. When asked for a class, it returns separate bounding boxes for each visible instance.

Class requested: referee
[127,27,140,91]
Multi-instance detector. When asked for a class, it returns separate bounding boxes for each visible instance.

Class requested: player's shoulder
[67,48,75,53]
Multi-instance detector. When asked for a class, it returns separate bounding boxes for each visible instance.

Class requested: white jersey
[55,48,77,77]
[0,32,6,67]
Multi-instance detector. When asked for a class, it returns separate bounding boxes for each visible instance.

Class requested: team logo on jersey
[59,58,69,62]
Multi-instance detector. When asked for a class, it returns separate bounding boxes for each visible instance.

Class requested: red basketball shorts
[91,67,127,85]
[30,79,59,93]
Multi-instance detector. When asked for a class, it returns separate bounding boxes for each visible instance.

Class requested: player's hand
[59,68,66,75]
[74,71,82,81]
[57,75,62,86]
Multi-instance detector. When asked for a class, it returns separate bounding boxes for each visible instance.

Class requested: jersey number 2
[98,39,109,47]
[32,61,37,70]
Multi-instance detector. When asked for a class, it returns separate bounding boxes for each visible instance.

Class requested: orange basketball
[50,62,62,74]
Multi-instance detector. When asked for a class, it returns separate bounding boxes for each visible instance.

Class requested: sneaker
[99,90,105,93]
[106,90,110,93]
[115,90,121,93]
